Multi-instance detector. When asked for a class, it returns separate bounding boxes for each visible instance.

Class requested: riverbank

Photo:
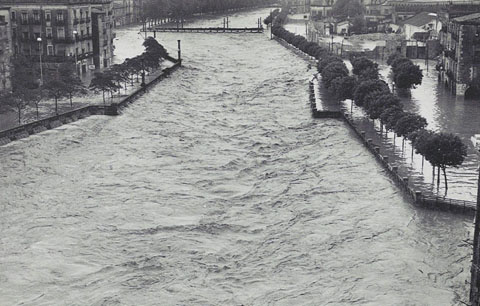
[273,31,477,214]
[0,59,181,146]
[309,76,476,215]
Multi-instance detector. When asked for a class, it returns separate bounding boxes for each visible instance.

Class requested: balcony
[56,19,66,25]
[53,37,75,44]
[27,54,74,63]
[80,18,86,24]
[79,35,93,41]
[77,51,94,60]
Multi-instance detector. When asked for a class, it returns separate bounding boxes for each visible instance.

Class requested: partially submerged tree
[394,61,423,90]
[353,79,389,107]
[351,57,378,76]
[3,91,30,124]
[321,62,349,88]
[58,63,87,108]
[379,105,405,133]
[421,132,467,190]
[330,76,357,101]
[317,55,343,73]
[89,71,121,104]
[43,71,69,115]
[394,113,428,140]
[366,93,401,120]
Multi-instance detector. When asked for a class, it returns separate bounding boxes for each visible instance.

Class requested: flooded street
[0,8,474,305]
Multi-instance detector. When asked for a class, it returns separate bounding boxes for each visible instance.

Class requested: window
[11,12,15,21]
[57,12,64,21]
[34,32,40,39]
[47,45,53,56]
[21,12,28,23]
[22,32,28,39]
[46,27,52,38]
[45,11,51,21]
[57,27,65,38]
[87,42,90,51]
[33,12,39,22]
[87,27,90,35]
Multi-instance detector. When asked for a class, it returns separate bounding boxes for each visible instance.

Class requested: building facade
[0,7,12,91]
[113,0,136,27]
[439,12,480,96]
[0,0,115,79]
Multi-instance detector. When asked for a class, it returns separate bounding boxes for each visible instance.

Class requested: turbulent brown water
[0,8,474,305]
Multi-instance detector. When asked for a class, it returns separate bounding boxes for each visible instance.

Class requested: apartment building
[113,0,134,27]
[439,12,480,96]
[0,0,115,78]
[0,7,12,91]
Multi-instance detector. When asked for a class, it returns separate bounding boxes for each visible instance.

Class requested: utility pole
[470,134,480,306]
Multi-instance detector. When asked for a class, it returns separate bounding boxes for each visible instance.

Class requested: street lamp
[37,37,43,86]
[470,134,480,305]
[331,34,334,54]
[73,30,78,75]
[140,57,146,87]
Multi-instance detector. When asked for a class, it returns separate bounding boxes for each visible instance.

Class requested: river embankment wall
[273,32,476,214]
[0,60,181,146]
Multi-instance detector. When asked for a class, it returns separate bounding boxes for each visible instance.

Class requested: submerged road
[0,8,473,306]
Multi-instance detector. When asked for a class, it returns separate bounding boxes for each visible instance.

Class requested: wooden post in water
[470,137,480,305]
[177,40,182,65]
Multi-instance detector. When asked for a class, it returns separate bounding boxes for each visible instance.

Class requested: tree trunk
[17,107,21,124]
[402,138,405,151]
[442,166,448,191]
[102,91,105,104]
[55,97,58,115]
[437,166,441,187]
[70,93,73,108]
[36,104,39,120]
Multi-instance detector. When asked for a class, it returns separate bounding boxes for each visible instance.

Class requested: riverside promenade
[0,57,181,146]
[309,75,476,214]
[271,32,476,213]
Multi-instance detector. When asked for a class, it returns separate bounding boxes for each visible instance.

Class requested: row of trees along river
[0,38,169,126]
[269,13,468,191]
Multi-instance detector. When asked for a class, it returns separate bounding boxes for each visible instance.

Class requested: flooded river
[0,8,474,306]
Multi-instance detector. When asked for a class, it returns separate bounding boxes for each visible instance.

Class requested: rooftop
[452,12,480,23]
[402,11,437,26]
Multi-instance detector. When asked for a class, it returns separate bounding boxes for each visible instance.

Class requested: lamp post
[470,134,480,306]
[340,33,346,57]
[140,57,146,87]
[331,34,334,54]
[37,37,43,86]
[73,30,78,75]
